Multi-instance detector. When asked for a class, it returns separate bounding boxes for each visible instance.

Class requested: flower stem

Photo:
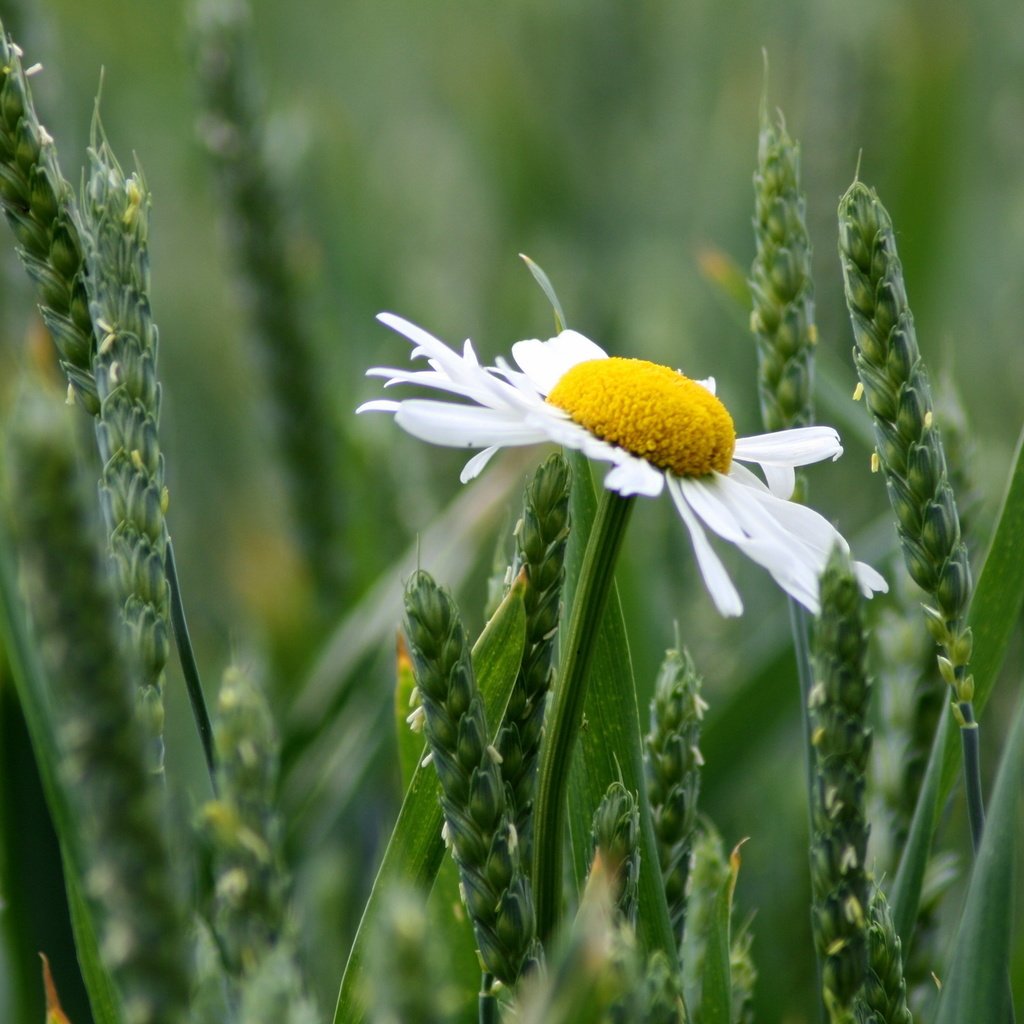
[532,486,635,945]
[957,702,985,853]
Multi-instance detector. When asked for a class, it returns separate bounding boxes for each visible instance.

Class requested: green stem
[166,540,216,790]
[960,704,1019,1024]
[478,973,497,1024]
[531,487,635,945]
[958,702,985,855]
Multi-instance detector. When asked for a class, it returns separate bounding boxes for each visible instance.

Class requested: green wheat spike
[750,99,816,447]
[808,547,873,1023]
[837,181,973,701]
[645,645,705,949]
[82,129,171,773]
[496,452,571,860]
[855,887,914,1024]
[0,19,97,411]
[403,570,539,985]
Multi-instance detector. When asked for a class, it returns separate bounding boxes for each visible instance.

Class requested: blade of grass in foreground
[332,579,526,1024]
[934,689,1024,1024]
[890,424,1024,945]
[0,520,122,1024]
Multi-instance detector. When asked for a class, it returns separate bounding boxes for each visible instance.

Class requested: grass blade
[0,521,122,1024]
[934,691,1024,1024]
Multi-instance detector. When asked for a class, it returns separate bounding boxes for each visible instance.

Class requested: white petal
[666,476,743,616]
[357,399,401,414]
[460,446,501,482]
[694,376,716,395]
[854,561,889,596]
[761,463,796,500]
[511,330,608,395]
[680,475,824,613]
[395,400,549,448]
[603,456,665,497]
[732,427,843,467]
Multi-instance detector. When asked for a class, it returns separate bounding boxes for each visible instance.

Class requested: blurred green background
[2,0,1023,1020]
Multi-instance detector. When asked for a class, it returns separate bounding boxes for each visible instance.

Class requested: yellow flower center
[546,357,736,477]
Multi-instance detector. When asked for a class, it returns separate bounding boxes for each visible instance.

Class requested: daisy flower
[359,313,886,616]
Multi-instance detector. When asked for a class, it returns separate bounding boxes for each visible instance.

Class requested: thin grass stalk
[191,0,343,600]
[531,487,635,945]
[0,20,96,410]
[7,391,190,1024]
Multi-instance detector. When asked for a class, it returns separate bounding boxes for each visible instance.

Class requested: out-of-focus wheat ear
[590,781,641,928]
[364,886,462,1024]
[198,666,288,975]
[644,645,706,950]
[81,130,172,774]
[0,20,97,411]
[808,547,873,1023]
[190,0,344,601]
[855,887,914,1024]
[7,391,190,1024]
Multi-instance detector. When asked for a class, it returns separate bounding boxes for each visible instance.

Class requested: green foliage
[2,7,1024,1024]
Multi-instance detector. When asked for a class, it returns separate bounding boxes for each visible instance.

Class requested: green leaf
[891,424,1024,944]
[521,253,567,333]
[0,522,123,1024]
[934,692,1024,1024]
[700,841,742,1024]
[332,579,526,1024]
[563,452,677,963]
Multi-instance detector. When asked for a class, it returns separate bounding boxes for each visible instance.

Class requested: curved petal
[854,561,889,596]
[679,475,826,613]
[356,399,401,414]
[761,463,796,500]
[666,476,743,616]
[603,456,665,497]
[460,446,502,482]
[395,400,550,448]
[511,330,608,395]
[732,427,843,467]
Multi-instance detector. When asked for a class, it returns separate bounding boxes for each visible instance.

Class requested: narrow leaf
[0,524,122,1024]
[520,253,567,333]
[934,692,1024,1024]
[332,580,526,1024]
